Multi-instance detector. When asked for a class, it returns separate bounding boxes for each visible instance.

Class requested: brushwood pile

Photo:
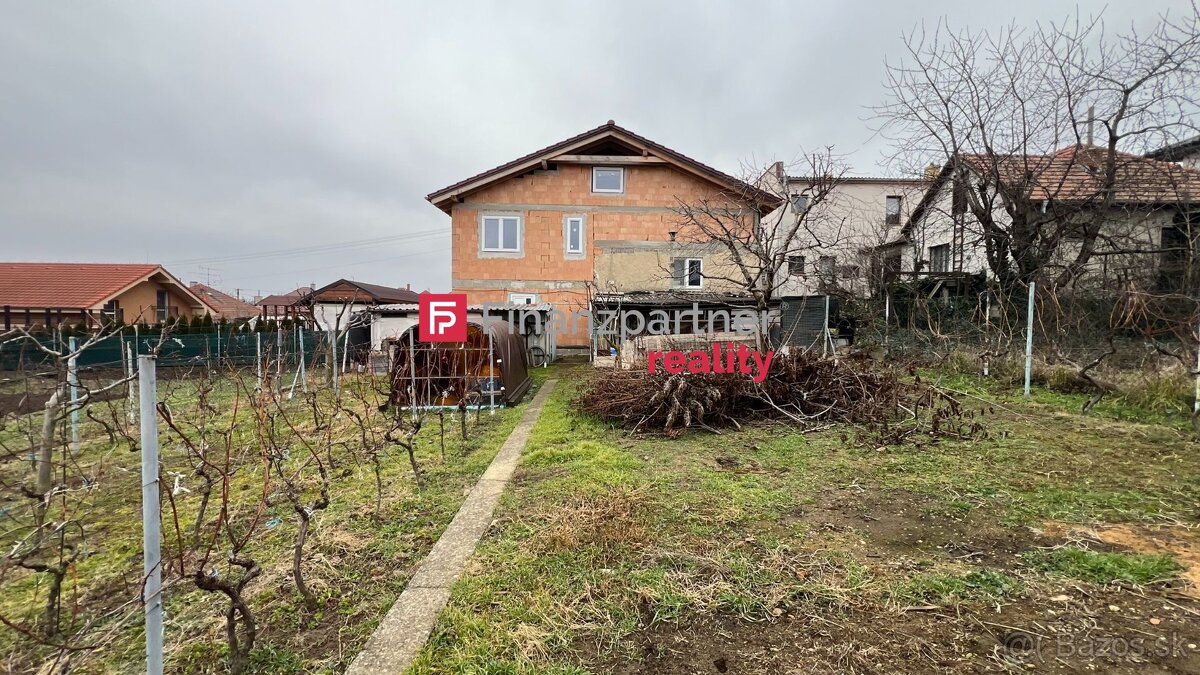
[576,350,985,441]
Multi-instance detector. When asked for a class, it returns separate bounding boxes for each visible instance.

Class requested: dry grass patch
[531,487,654,554]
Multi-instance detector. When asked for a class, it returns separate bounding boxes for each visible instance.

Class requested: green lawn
[411,363,1200,674]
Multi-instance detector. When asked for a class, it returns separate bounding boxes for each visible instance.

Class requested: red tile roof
[189,283,260,320]
[960,145,1200,203]
[426,120,780,213]
[903,146,1200,238]
[0,262,165,309]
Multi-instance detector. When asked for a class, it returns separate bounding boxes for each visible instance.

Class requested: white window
[508,293,539,305]
[817,255,836,279]
[787,255,805,277]
[565,216,585,256]
[885,195,902,225]
[592,167,624,193]
[481,215,521,252]
[673,258,703,288]
[929,244,950,273]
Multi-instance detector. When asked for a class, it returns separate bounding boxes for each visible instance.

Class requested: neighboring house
[759,164,928,297]
[427,120,778,349]
[1147,135,1200,170]
[189,283,260,322]
[0,262,214,329]
[888,146,1200,293]
[256,286,314,320]
[299,279,420,331]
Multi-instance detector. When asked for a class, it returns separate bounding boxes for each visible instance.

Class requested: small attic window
[592,167,624,193]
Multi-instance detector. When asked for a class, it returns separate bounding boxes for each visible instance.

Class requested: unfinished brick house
[427,121,778,350]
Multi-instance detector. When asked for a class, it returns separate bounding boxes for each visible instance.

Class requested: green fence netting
[1,329,326,371]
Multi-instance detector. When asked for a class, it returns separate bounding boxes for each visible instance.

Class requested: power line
[166,227,450,266]
[228,246,451,281]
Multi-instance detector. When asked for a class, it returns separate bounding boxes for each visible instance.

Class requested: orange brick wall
[450,163,752,348]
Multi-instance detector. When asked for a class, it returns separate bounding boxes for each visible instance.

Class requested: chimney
[406,283,411,290]
[771,160,785,181]
[1086,105,1095,146]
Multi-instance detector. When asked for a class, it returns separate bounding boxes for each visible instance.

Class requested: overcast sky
[0,1,1190,298]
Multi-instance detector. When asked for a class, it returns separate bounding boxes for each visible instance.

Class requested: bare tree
[877,7,1200,294]
[670,151,850,347]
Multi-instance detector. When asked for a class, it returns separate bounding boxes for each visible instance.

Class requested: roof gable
[426,121,779,213]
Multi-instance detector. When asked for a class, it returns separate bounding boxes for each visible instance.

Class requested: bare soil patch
[792,487,1051,565]
[589,586,1200,674]
[584,486,1200,674]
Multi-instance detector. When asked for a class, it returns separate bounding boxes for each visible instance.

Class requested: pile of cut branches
[576,350,984,442]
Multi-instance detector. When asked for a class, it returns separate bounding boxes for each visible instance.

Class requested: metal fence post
[983,290,992,377]
[67,337,80,457]
[275,328,283,397]
[255,333,263,391]
[342,327,351,375]
[137,355,164,675]
[408,329,417,418]
[1193,320,1200,416]
[487,328,496,413]
[1024,281,1036,400]
[297,327,308,394]
[329,328,340,399]
[822,295,830,357]
[883,293,890,350]
[125,341,137,425]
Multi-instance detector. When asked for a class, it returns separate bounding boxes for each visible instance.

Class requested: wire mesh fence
[0,321,513,673]
[832,282,1200,418]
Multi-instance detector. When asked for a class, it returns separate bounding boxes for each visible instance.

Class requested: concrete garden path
[346,379,558,674]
